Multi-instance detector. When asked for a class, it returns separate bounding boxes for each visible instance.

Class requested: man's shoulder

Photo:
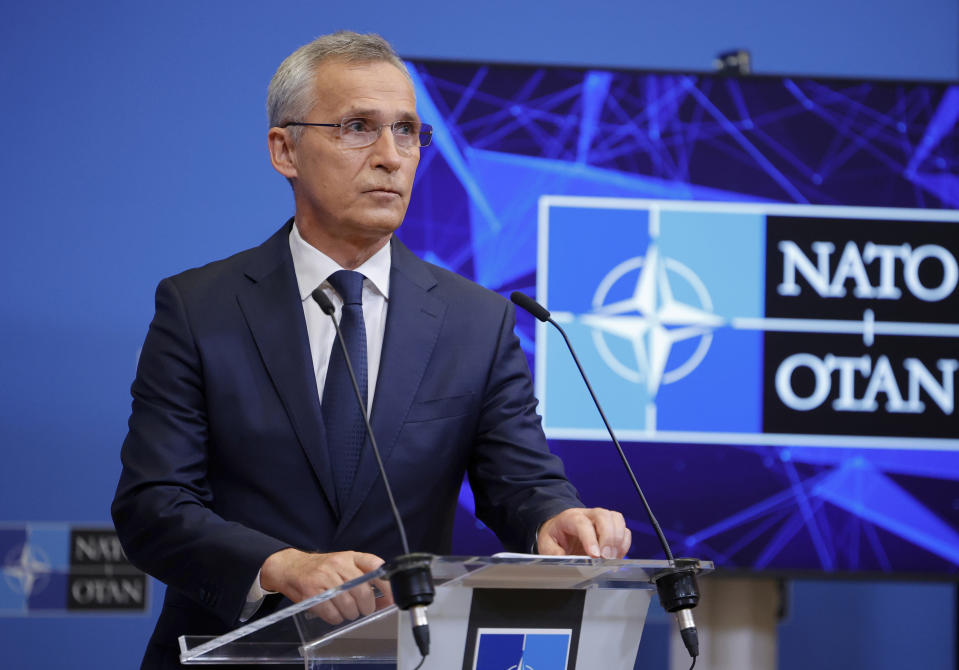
[393,238,509,310]
[162,222,291,295]
[428,262,503,301]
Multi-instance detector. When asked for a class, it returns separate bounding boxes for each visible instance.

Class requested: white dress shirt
[242,223,392,618]
[289,223,391,408]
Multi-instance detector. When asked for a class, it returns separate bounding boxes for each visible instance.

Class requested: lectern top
[179,554,712,665]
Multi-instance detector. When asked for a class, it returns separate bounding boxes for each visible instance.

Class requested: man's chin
[340,220,403,250]
[359,209,406,235]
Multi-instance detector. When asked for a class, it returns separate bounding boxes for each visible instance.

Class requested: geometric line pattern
[403,59,959,574]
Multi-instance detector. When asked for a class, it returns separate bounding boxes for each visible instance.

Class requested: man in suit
[112,31,630,668]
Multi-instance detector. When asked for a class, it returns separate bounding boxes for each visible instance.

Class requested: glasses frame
[280,118,433,149]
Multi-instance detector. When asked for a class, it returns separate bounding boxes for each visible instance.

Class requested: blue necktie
[322,270,368,513]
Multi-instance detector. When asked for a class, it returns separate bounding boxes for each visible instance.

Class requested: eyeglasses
[281,117,433,150]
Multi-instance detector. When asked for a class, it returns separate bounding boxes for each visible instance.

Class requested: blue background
[1,2,957,669]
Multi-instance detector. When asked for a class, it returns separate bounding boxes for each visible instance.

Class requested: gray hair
[267,31,411,140]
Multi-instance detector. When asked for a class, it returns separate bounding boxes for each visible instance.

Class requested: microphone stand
[511,291,702,662]
[312,288,434,661]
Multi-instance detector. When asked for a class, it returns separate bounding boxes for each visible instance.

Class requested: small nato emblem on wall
[0,523,148,615]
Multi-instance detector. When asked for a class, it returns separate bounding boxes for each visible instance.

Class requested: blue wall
[1,2,956,668]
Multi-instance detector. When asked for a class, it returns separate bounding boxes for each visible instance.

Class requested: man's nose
[368,127,405,171]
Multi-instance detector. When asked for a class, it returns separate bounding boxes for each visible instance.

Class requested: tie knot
[327,270,365,306]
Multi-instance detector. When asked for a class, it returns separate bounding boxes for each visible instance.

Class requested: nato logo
[0,524,148,615]
[472,628,572,670]
[536,196,959,448]
[537,196,765,441]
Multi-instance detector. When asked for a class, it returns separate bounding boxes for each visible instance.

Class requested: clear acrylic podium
[179,554,712,668]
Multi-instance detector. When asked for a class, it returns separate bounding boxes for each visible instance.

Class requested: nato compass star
[3,542,52,598]
[556,243,723,399]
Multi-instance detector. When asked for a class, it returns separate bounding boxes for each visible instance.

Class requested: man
[112,31,630,668]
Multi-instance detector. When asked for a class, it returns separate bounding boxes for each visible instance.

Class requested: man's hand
[537,507,631,559]
[260,548,392,624]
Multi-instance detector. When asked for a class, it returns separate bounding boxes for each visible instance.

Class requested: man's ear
[268,127,298,179]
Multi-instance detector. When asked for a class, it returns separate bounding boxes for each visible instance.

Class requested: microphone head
[510,291,551,322]
[311,287,336,315]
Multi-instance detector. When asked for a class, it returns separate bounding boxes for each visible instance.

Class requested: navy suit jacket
[112,221,581,665]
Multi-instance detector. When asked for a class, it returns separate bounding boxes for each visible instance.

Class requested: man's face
[276,60,421,248]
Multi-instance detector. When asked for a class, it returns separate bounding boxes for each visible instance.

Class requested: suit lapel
[235,221,338,515]
[334,238,446,537]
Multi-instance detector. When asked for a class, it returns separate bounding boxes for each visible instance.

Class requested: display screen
[401,59,959,576]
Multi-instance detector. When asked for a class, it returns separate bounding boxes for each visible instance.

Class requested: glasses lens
[339,117,376,147]
[338,117,432,149]
[389,121,417,149]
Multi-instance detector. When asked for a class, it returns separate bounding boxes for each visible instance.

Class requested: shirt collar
[289,223,392,302]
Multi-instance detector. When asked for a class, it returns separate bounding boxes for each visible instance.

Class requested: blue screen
[407,60,959,576]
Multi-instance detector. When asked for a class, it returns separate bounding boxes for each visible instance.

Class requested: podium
[178,555,711,669]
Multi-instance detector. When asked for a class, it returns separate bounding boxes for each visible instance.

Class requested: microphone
[312,287,434,660]
[510,291,701,661]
